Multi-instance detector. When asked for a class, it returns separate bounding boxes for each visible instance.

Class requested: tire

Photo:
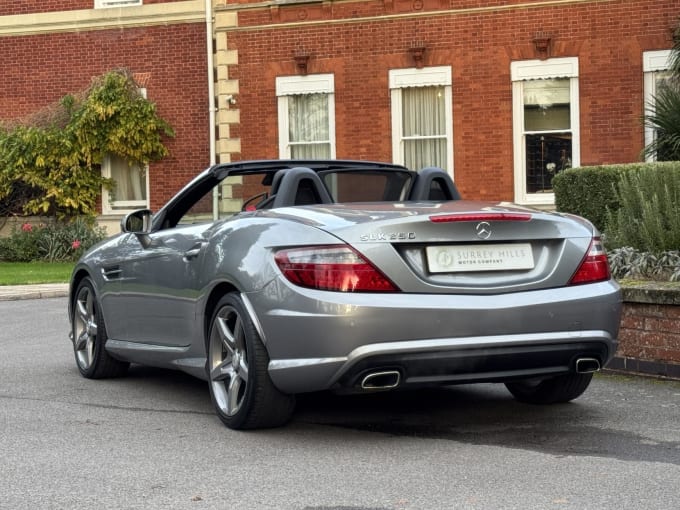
[71,277,129,379]
[505,372,594,405]
[206,293,295,430]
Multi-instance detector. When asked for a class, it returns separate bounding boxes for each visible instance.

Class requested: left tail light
[569,237,611,285]
[274,245,399,292]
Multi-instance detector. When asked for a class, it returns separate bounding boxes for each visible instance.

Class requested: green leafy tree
[0,69,174,219]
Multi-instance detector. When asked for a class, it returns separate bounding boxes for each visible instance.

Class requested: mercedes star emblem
[476,221,492,240]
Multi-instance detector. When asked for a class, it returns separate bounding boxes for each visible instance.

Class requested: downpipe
[360,370,401,391]
[205,0,218,220]
[575,357,601,374]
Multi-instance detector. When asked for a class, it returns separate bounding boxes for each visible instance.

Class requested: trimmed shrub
[553,164,628,232]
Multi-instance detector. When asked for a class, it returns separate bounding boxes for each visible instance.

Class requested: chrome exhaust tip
[360,370,401,390]
[576,357,601,374]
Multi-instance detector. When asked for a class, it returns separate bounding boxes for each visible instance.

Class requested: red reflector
[569,238,611,285]
[274,246,399,292]
[429,213,532,223]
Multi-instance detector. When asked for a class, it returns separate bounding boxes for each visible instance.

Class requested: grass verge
[0,261,74,285]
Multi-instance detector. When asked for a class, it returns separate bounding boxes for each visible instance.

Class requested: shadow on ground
[101,366,680,465]
[294,385,680,465]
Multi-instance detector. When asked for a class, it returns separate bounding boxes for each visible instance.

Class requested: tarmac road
[1,297,679,510]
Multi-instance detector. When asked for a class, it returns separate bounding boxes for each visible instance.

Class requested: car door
[112,223,212,347]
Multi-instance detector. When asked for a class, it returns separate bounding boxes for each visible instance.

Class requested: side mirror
[121,209,153,234]
[121,209,154,248]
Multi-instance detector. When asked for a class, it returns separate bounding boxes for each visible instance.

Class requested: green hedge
[552,162,680,233]
[553,164,627,232]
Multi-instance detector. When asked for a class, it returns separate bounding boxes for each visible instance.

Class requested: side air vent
[101,266,123,281]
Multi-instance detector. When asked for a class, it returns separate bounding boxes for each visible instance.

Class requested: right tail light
[569,238,611,285]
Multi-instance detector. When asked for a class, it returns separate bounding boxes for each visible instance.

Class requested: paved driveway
[1,297,679,510]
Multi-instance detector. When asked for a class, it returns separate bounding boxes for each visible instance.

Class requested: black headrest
[409,167,462,201]
[272,167,333,208]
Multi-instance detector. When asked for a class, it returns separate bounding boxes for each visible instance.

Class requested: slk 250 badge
[360,232,416,241]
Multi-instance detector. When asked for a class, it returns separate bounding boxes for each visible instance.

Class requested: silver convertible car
[69,160,622,429]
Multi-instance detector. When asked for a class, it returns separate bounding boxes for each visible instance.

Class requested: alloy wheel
[209,305,250,416]
[73,285,98,370]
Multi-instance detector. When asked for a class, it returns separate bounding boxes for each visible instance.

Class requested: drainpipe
[206,0,219,220]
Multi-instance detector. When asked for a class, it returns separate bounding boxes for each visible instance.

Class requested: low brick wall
[608,283,680,380]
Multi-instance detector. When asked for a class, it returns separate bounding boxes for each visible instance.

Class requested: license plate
[426,243,534,273]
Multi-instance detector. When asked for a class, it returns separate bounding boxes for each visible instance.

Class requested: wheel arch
[68,267,95,321]
[203,282,270,353]
[203,282,239,348]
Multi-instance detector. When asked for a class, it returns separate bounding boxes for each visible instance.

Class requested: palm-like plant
[671,24,680,77]
[643,84,680,161]
[643,24,680,161]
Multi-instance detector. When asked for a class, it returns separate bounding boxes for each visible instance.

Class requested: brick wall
[0,0,186,16]
[227,0,676,202]
[3,0,677,212]
[1,23,210,211]
[610,286,680,380]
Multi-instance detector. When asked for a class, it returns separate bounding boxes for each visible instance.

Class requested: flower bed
[0,217,105,262]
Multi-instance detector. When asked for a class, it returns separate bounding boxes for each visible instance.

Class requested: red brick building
[1,0,678,225]
[1,0,214,230]
[223,0,678,208]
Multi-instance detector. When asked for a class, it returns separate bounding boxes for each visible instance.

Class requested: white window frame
[101,88,150,215]
[101,156,149,215]
[389,66,454,176]
[95,0,142,8]
[276,74,336,159]
[511,57,580,206]
[643,50,672,162]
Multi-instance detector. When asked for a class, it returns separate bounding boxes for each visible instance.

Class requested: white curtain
[109,155,146,202]
[288,93,331,159]
[402,86,447,170]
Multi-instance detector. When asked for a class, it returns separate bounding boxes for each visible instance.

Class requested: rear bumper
[246,278,622,394]
[268,333,616,393]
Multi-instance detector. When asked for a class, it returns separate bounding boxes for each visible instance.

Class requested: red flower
[21,223,33,232]
[72,240,82,250]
